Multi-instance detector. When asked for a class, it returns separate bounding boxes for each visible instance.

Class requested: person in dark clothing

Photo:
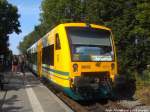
[19,55,26,78]
[12,56,18,73]
[0,73,4,90]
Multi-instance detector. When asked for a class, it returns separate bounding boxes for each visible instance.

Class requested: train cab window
[55,34,61,50]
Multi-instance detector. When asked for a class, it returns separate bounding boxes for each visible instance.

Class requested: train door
[54,33,61,69]
[37,40,42,77]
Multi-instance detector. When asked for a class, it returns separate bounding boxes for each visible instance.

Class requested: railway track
[58,93,88,112]
[56,92,147,112]
[85,103,105,112]
[58,93,109,112]
[42,80,131,112]
[104,100,127,111]
[42,79,149,112]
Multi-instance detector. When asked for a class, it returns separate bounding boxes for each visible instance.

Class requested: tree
[19,0,150,75]
[0,0,21,53]
[107,0,150,74]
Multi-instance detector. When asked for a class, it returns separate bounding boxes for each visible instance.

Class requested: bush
[135,69,150,90]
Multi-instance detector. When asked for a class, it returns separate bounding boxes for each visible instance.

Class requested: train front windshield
[66,27,114,62]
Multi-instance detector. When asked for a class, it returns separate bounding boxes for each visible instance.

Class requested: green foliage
[101,0,150,74]
[18,24,47,53]
[136,69,150,89]
[18,0,150,77]
[0,0,21,53]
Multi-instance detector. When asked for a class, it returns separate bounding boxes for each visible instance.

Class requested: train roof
[27,23,111,52]
[59,23,111,31]
[27,42,37,53]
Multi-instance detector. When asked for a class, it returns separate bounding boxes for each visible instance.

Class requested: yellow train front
[27,23,117,100]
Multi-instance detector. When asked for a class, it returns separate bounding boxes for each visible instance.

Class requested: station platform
[0,71,73,112]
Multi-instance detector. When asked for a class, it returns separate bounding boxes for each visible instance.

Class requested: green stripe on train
[42,75,82,100]
[42,64,69,76]
[42,70,69,80]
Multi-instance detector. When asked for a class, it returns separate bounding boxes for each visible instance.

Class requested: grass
[134,70,150,105]
[134,85,150,105]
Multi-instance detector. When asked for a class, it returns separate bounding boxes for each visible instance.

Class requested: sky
[8,0,42,55]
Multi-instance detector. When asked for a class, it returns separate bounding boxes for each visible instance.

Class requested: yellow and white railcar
[27,23,117,100]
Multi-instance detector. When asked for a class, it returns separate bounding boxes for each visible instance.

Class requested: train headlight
[73,64,78,72]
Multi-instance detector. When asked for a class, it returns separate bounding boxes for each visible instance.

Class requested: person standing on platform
[12,55,18,74]
[19,55,26,79]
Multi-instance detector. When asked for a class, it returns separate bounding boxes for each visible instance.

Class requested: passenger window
[49,45,54,66]
[55,34,61,50]
[42,45,54,66]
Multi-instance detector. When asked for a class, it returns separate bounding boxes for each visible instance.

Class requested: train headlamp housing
[94,77,100,83]
[73,64,78,72]
[110,52,115,61]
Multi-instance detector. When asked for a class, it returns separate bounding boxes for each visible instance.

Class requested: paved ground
[0,71,73,112]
